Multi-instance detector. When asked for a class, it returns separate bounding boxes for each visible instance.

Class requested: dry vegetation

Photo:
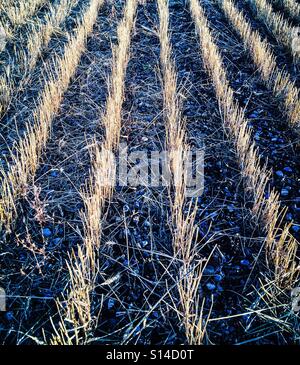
[0,0,96,229]
[0,0,300,345]
[158,0,208,344]
[248,0,300,61]
[274,0,300,21]
[1,0,46,28]
[219,0,300,130]
[191,0,299,288]
[50,0,138,344]
[0,0,79,117]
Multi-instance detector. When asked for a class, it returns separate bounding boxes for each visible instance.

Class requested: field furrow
[1,0,300,347]
[246,0,299,62]
[0,0,109,344]
[231,0,300,88]
[0,0,83,125]
[189,0,299,337]
[218,0,300,130]
[273,0,300,22]
[0,0,104,230]
[94,1,175,345]
[0,1,49,115]
[50,0,138,344]
[197,0,300,246]
[158,0,208,345]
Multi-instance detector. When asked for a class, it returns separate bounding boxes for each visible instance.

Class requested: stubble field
[0,0,300,345]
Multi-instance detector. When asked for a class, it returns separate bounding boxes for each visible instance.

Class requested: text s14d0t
[106,349,195,362]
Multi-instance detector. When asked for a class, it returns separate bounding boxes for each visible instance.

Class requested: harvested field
[0,0,300,346]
